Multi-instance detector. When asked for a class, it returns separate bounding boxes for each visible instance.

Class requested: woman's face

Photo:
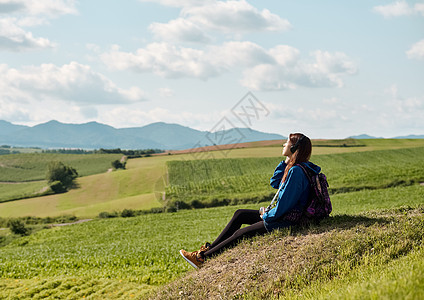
[282,137,292,157]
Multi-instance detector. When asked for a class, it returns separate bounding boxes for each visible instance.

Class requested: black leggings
[203,209,267,258]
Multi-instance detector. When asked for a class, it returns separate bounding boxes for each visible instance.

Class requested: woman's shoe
[179,242,210,269]
[179,249,204,269]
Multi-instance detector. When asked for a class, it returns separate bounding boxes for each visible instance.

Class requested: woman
[180,133,322,269]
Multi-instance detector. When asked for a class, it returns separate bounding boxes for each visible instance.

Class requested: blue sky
[0,0,423,139]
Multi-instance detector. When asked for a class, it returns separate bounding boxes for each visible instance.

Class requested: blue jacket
[262,160,321,231]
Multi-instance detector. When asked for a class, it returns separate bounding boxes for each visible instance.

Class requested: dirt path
[1,219,94,230]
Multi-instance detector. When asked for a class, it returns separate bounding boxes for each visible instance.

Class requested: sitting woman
[180,133,322,269]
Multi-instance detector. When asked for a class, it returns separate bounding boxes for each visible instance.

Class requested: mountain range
[348,134,424,139]
[0,120,285,150]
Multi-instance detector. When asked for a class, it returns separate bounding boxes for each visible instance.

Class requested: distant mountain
[348,133,424,139]
[348,134,383,139]
[392,134,424,139]
[0,120,285,150]
[0,120,28,135]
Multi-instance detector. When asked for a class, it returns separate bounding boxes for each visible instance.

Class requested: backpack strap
[295,163,313,183]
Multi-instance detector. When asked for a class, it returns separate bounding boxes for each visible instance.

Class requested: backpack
[282,164,332,223]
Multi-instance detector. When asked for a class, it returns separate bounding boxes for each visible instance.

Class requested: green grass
[0,139,423,299]
[2,139,423,218]
[0,153,122,182]
[151,206,424,299]
[331,184,424,214]
[293,246,424,300]
[0,153,123,204]
[1,183,423,298]
[0,181,49,203]
[165,147,424,207]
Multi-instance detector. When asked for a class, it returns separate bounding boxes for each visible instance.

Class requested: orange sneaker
[179,249,204,269]
[179,243,210,269]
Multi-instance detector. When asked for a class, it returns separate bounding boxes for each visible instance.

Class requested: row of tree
[96,148,163,157]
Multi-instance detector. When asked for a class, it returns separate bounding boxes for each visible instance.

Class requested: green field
[0,153,123,204]
[165,147,424,207]
[1,139,424,218]
[0,189,423,299]
[0,153,123,182]
[0,139,424,298]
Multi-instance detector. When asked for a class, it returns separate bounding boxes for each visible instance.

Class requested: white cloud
[0,98,31,122]
[373,1,424,18]
[101,42,357,91]
[0,17,55,51]
[208,41,274,67]
[101,41,277,79]
[268,45,300,66]
[0,0,77,51]
[148,0,290,44]
[137,0,210,8]
[181,0,291,33]
[312,50,357,75]
[0,0,77,16]
[373,1,413,17]
[240,49,357,91]
[416,3,424,15]
[406,39,424,60]
[149,18,212,43]
[101,43,223,79]
[0,62,146,104]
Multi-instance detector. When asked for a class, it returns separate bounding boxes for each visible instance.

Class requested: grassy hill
[164,147,424,209]
[0,191,423,299]
[1,139,424,218]
[0,153,123,205]
[0,139,423,298]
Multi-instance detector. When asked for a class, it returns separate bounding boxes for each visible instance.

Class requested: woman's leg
[209,209,263,248]
[204,221,267,258]
[203,209,267,258]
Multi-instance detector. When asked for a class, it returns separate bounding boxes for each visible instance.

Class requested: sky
[0,0,423,139]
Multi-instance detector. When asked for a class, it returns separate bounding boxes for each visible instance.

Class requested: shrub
[98,211,118,218]
[46,161,78,192]
[121,209,135,218]
[112,160,126,170]
[49,180,66,193]
[7,219,30,236]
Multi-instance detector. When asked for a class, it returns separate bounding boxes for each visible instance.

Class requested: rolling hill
[0,120,284,150]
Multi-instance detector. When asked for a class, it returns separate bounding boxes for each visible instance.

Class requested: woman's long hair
[281,133,312,183]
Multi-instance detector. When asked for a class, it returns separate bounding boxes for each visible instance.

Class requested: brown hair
[281,133,312,183]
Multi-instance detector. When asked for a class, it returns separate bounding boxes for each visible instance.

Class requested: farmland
[165,147,424,207]
[0,153,122,203]
[0,139,423,298]
[0,153,123,182]
[1,139,423,218]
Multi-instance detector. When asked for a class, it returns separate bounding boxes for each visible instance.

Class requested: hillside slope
[149,207,424,299]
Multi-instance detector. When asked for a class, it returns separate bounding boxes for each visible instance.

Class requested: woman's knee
[233,209,246,218]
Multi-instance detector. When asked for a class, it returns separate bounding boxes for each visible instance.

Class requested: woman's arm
[270,160,287,189]
[263,166,306,222]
